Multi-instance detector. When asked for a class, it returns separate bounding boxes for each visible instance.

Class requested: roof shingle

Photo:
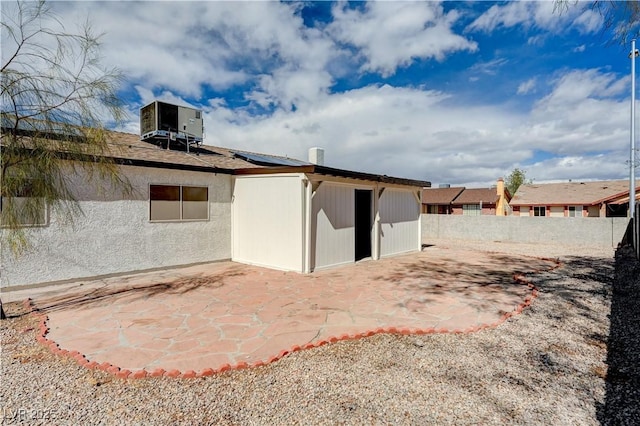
[452,188,499,205]
[510,180,639,206]
[422,187,465,204]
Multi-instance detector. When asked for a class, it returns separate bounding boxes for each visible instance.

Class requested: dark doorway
[355,189,372,261]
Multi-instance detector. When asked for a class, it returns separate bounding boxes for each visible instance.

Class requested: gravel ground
[1,240,637,425]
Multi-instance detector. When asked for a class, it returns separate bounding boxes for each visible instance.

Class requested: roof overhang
[509,202,599,207]
[234,165,431,188]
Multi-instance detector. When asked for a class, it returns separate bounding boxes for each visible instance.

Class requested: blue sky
[17,1,640,186]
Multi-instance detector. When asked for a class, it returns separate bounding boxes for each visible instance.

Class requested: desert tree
[1,0,131,318]
[505,168,531,196]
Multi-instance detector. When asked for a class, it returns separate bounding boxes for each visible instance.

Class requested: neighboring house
[510,179,640,218]
[421,186,464,214]
[422,178,511,216]
[1,129,430,288]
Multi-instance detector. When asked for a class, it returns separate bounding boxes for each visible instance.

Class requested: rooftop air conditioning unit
[140,101,203,144]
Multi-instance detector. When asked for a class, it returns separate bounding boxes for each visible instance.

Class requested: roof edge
[234,164,430,187]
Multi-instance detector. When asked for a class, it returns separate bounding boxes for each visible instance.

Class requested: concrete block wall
[421,214,629,248]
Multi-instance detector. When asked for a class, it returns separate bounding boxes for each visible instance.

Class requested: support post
[630,40,638,251]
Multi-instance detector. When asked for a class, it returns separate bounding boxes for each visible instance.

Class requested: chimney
[496,177,506,216]
[309,147,324,166]
[496,177,504,196]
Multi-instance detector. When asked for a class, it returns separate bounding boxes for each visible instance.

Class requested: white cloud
[469,58,508,76]
[53,1,338,110]
[573,44,587,52]
[526,153,629,182]
[328,2,477,77]
[467,1,602,35]
[573,9,604,34]
[517,78,537,95]
[521,69,629,157]
[202,84,526,184]
[201,67,630,186]
[34,3,629,187]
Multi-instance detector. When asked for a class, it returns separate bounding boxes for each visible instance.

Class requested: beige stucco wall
[1,165,232,288]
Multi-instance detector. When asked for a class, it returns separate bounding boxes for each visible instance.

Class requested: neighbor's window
[462,204,481,216]
[533,206,546,217]
[150,185,208,221]
[568,205,582,218]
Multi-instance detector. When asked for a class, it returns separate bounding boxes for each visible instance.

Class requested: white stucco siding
[1,165,232,288]
[232,174,304,272]
[379,188,420,257]
[311,183,356,270]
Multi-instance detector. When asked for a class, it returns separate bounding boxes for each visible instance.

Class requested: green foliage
[505,168,531,196]
[1,0,131,255]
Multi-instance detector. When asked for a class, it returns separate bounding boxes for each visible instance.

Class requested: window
[0,181,47,227]
[462,204,481,216]
[568,205,582,218]
[150,185,208,221]
[533,206,546,217]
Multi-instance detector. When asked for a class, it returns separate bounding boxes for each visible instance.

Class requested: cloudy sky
[12,1,640,186]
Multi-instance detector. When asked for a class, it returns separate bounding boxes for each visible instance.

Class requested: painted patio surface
[24,245,554,376]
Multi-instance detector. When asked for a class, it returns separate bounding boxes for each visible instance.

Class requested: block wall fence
[421,214,629,248]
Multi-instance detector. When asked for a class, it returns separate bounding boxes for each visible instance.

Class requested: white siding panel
[312,184,355,270]
[379,189,420,257]
[233,175,303,272]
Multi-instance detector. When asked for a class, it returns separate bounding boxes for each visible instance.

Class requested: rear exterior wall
[1,165,232,288]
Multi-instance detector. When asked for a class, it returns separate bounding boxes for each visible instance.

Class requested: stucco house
[422,178,511,216]
[510,179,640,217]
[1,129,430,288]
[421,186,464,214]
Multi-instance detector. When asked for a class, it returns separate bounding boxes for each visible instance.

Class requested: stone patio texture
[10,246,555,377]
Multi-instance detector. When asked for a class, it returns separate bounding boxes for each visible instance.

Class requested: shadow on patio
[31,264,247,315]
[370,252,557,313]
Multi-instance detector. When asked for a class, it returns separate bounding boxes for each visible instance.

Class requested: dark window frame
[533,206,546,217]
[149,184,209,222]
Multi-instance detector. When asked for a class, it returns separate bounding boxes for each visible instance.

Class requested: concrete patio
[5,245,555,378]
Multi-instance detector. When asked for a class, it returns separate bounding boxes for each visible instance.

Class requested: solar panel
[233,151,310,167]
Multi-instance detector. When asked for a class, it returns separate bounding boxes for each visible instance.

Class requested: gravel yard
[1,240,637,425]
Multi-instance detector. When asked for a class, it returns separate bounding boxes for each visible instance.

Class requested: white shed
[232,165,428,273]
